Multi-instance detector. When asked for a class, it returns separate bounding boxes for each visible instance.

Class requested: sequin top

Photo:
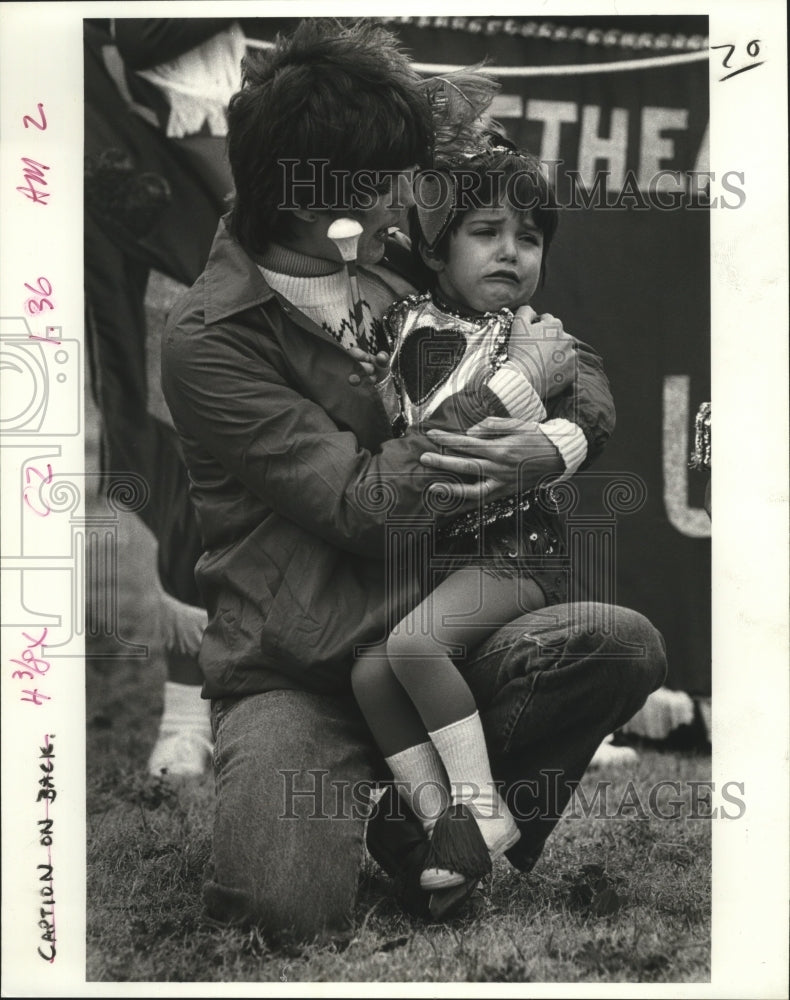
[385,292,516,431]
[383,292,559,543]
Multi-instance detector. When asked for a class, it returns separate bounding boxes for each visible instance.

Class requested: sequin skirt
[434,491,569,604]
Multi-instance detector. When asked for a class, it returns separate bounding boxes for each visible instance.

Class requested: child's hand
[348,346,390,383]
[509,309,577,399]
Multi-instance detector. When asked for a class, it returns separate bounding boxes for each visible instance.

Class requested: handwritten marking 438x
[10,628,52,705]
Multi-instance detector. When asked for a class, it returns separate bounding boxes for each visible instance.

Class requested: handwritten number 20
[712,40,764,82]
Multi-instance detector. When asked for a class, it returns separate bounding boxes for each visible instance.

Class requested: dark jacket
[161,219,615,698]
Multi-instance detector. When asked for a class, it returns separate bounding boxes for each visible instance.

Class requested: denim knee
[206,690,375,945]
[605,605,668,695]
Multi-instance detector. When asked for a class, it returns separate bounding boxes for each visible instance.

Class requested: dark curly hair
[226,19,433,253]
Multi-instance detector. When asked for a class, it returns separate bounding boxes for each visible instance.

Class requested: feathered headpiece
[416,68,509,248]
[421,67,500,168]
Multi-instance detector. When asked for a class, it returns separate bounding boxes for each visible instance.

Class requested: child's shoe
[420,789,521,890]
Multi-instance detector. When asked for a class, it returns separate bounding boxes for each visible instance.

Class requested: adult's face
[286,167,418,266]
[349,168,418,265]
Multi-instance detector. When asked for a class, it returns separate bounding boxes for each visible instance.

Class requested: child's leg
[351,643,429,756]
[351,646,449,836]
[387,569,545,732]
[386,570,545,887]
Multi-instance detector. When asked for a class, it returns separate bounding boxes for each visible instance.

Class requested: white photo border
[1,2,787,996]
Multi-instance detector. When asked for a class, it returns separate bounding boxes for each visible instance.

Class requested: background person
[84,18,247,777]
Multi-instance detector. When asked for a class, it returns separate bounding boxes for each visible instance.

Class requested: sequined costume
[384,291,585,589]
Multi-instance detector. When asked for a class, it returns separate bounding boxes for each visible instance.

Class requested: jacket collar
[202,214,430,326]
[203,216,277,325]
[202,217,351,350]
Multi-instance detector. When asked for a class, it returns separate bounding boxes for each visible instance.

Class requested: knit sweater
[257,243,413,357]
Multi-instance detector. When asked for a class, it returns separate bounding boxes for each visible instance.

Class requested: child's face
[434,207,544,314]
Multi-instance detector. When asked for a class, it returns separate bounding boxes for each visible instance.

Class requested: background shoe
[147,728,213,778]
[148,679,212,777]
[588,733,639,769]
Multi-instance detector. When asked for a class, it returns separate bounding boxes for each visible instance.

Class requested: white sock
[428,711,502,818]
[159,681,211,736]
[425,712,520,871]
[385,741,450,834]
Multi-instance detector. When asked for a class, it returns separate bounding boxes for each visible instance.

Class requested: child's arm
[499,307,615,476]
[420,376,543,435]
[421,380,587,484]
[425,320,612,482]
[488,306,577,406]
[385,299,611,482]
[423,309,583,473]
[403,307,572,432]
[545,336,615,469]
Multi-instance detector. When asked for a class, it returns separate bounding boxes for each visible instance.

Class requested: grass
[85,497,711,984]
[84,274,711,983]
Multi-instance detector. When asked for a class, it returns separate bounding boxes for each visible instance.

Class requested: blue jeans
[203,603,666,944]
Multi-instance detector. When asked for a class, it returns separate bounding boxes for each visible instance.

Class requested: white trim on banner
[244,36,709,75]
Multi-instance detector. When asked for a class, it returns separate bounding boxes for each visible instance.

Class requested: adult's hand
[420,416,564,501]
